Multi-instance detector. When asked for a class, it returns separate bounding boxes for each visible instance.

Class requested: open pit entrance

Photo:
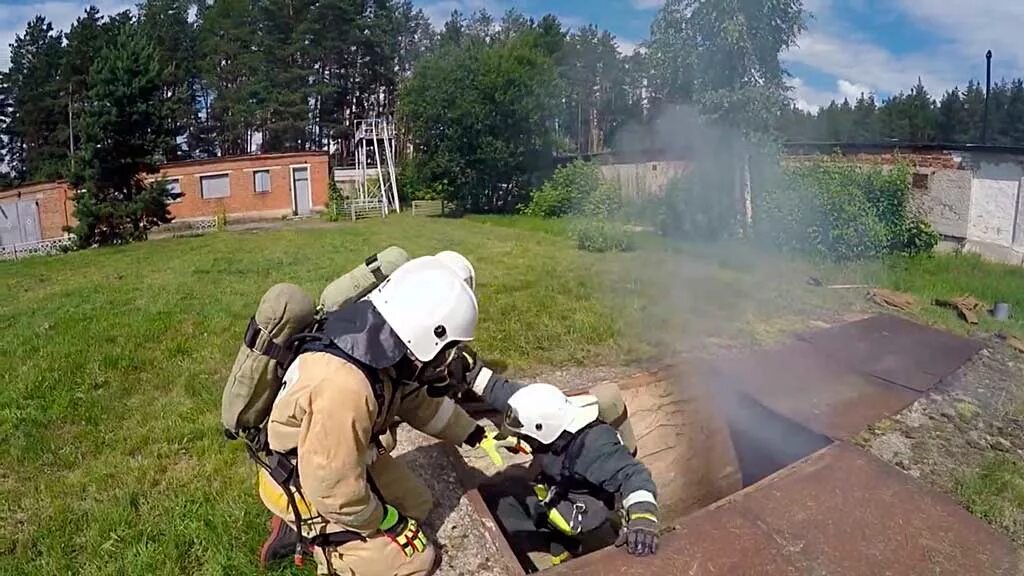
[448,315,1019,576]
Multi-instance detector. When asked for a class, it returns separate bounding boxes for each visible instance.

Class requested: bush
[657,171,736,242]
[524,160,621,218]
[325,180,345,222]
[757,158,937,261]
[571,219,635,253]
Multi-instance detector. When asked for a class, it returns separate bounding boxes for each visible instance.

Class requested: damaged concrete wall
[911,168,972,239]
[961,154,1024,264]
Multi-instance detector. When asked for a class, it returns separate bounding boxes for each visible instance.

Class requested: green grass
[3,214,995,575]
[825,252,1024,338]
[956,455,1024,541]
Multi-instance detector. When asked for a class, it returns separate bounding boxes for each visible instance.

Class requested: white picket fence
[0,235,76,261]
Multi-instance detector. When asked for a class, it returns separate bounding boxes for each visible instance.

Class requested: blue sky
[1,0,1023,112]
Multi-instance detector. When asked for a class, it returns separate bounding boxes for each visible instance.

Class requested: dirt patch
[858,336,1024,543]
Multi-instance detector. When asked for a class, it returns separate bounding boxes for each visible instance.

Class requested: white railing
[0,235,76,261]
[343,198,386,221]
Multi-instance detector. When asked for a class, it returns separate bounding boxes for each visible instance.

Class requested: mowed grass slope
[0,216,632,576]
[7,214,998,575]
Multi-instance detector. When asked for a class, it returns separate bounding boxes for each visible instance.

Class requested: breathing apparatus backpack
[220,246,410,444]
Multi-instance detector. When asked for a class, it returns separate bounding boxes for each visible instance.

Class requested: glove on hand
[615,512,658,556]
[479,429,523,467]
[379,505,428,558]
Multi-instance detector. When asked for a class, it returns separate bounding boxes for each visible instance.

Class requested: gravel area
[857,335,1024,541]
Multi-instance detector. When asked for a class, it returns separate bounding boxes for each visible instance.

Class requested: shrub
[325,180,345,222]
[524,160,621,218]
[656,171,736,242]
[571,219,635,253]
[757,157,938,261]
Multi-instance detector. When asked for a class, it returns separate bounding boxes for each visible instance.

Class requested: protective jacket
[471,370,658,533]
[266,301,479,536]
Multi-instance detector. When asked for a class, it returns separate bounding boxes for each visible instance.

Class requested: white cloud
[785,0,1024,102]
[617,39,642,56]
[630,0,664,8]
[837,79,870,100]
[419,0,503,28]
[895,0,1024,80]
[0,0,133,69]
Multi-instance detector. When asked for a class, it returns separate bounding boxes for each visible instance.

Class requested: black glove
[615,511,658,556]
[447,344,484,397]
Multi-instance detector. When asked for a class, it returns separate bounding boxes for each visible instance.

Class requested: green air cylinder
[319,246,411,313]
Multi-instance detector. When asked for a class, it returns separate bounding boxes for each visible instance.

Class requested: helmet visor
[505,406,524,431]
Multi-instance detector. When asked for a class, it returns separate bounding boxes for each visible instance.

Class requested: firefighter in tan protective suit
[258,256,487,575]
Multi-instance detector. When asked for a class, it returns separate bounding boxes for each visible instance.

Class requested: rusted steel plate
[739,443,1021,576]
[799,314,984,392]
[704,341,920,440]
[546,444,1021,575]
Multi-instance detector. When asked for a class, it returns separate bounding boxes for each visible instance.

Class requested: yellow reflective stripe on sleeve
[629,512,658,523]
[551,552,571,565]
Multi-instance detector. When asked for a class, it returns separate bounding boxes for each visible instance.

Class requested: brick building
[0,151,330,247]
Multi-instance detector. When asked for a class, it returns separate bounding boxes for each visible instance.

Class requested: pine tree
[904,79,937,142]
[3,16,68,182]
[70,27,175,246]
[852,93,878,142]
[936,87,964,143]
[198,0,260,155]
[139,0,203,160]
[1005,79,1024,146]
[962,80,986,143]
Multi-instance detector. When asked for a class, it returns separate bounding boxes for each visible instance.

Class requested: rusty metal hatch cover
[703,340,920,441]
[798,314,984,392]
[545,444,1022,576]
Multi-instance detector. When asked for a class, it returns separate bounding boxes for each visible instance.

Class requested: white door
[292,167,312,216]
[0,200,40,246]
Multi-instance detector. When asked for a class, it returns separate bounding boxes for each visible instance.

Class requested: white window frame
[289,164,312,214]
[198,171,232,200]
[163,177,183,203]
[253,169,272,194]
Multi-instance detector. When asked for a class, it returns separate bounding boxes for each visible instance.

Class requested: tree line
[780,78,1024,145]
[1,0,434,186]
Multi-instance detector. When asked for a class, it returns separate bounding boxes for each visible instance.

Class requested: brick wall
[156,152,330,221]
[0,180,74,240]
[784,151,962,170]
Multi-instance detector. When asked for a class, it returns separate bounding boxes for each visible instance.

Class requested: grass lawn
[1,213,1022,574]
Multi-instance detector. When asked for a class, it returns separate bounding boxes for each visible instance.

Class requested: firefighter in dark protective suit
[462,358,659,565]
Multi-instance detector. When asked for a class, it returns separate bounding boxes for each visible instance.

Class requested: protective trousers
[486,480,617,570]
[260,452,438,576]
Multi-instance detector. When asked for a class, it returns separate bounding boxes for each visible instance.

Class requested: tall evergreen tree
[851,93,878,142]
[70,27,175,245]
[3,17,67,182]
[1004,79,1024,146]
[198,0,259,155]
[139,0,203,160]
[961,80,986,143]
[936,87,965,143]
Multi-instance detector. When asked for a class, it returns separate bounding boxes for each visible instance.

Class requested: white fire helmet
[505,383,600,445]
[436,250,476,290]
[366,256,478,362]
